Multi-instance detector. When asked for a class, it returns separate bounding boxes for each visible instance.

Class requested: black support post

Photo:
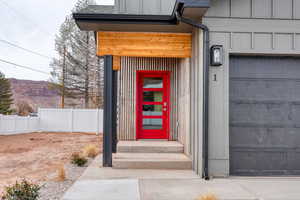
[112,70,118,153]
[103,55,113,167]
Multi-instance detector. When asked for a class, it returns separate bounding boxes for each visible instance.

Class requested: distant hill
[9,78,60,111]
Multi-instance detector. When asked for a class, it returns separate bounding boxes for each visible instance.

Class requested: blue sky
[0,0,114,81]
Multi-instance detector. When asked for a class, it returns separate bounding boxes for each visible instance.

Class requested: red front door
[136,71,170,139]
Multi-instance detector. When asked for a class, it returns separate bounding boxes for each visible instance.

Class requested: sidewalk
[62,155,300,200]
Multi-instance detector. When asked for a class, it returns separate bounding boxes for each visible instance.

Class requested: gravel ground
[0,132,102,198]
[39,160,92,200]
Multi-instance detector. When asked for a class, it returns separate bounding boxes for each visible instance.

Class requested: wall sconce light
[210,45,224,66]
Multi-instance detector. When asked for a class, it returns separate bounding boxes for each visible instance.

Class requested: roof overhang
[73,0,210,33]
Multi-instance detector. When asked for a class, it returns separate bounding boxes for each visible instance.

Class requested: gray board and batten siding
[190,29,204,175]
[115,0,176,15]
[87,0,176,15]
[203,0,300,176]
[81,0,176,15]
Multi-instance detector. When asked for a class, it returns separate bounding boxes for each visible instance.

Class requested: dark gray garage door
[230,56,300,176]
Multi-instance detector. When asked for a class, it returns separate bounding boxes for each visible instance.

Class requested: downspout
[176,12,210,180]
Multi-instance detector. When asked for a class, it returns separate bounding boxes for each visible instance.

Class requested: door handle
[163,102,167,112]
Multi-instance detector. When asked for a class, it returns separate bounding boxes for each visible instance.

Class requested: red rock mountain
[9,78,60,111]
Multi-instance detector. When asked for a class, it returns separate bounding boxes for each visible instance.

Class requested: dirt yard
[0,132,102,195]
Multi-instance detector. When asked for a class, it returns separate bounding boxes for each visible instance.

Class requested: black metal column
[103,55,113,167]
[112,70,118,153]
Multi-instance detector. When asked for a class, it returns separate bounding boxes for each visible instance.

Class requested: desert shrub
[57,165,66,182]
[196,193,218,200]
[83,144,98,158]
[2,179,40,200]
[71,152,87,167]
[16,101,34,116]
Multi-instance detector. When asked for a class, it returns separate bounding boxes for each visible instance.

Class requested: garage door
[230,56,300,176]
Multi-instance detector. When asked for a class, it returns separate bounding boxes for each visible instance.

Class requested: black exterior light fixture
[210,45,224,66]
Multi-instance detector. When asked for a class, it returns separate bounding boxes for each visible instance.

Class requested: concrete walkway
[63,155,300,200]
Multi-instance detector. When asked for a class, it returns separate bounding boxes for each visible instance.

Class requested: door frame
[136,70,170,140]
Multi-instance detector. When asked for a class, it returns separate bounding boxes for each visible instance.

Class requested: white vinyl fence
[39,108,103,133]
[0,115,39,135]
[0,109,103,135]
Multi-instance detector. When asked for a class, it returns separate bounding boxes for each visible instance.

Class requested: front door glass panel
[143,77,163,88]
[143,118,163,130]
[143,105,163,116]
[143,91,163,102]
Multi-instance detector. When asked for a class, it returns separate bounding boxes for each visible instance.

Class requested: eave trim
[73,0,210,29]
[73,13,178,25]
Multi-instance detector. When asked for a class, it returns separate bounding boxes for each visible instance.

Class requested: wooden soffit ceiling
[97,32,192,58]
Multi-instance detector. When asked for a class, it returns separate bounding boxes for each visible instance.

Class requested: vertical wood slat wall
[117,57,182,141]
[190,29,204,175]
[177,58,191,154]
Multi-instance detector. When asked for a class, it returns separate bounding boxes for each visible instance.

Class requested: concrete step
[117,141,184,153]
[113,153,192,170]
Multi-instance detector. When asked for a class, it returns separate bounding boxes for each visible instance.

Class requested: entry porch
[113,56,192,170]
[73,0,208,176]
[113,141,192,170]
[96,31,204,173]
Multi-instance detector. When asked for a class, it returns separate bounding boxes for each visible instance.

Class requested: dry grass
[195,193,218,200]
[0,132,101,194]
[83,144,98,158]
[56,165,66,182]
[71,152,88,167]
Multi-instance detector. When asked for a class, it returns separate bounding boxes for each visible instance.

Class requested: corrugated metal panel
[117,57,182,141]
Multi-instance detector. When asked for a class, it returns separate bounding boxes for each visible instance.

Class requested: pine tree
[0,71,14,115]
[50,0,104,109]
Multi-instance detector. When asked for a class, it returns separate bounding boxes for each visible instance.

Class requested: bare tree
[50,0,104,109]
